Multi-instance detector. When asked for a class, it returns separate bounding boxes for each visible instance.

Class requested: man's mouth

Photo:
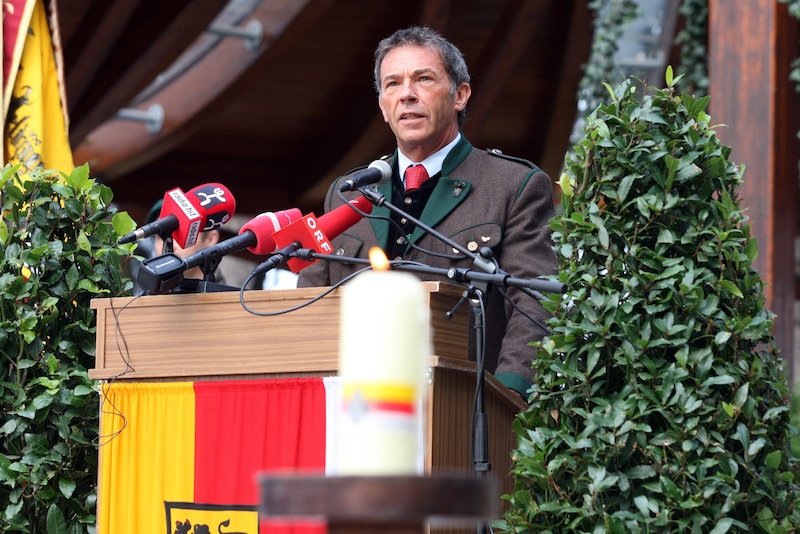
[400,113,425,120]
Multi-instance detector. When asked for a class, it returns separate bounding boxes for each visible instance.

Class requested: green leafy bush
[0,164,134,532]
[499,70,800,533]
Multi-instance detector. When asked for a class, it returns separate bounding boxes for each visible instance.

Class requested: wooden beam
[71,0,319,180]
[708,0,800,380]
[67,0,228,143]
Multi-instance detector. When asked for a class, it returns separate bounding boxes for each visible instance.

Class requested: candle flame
[368,247,390,271]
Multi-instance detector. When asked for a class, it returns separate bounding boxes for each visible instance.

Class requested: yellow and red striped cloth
[98,378,331,534]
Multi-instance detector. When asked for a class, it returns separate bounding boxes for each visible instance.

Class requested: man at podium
[297,26,558,400]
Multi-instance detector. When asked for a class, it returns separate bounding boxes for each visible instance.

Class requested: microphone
[241,209,305,255]
[252,196,373,276]
[118,183,236,248]
[338,159,392,192]
[136,208,301,294]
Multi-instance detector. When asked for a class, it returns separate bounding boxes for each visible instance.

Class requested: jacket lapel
[408,136,473,247]
[407,178,472,246]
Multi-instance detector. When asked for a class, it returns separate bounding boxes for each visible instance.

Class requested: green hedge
[0,164,135,532]
[499,70,800,533]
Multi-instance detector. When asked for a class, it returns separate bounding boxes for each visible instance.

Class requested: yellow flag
[4,0,73,176]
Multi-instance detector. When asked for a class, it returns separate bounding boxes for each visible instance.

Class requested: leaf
[558,172,574,197]
[112,211,137,236]
[46,503,67,534]
[714,331,732,345]
[732,383,749,409]
[76,230,91,253]
[0,419,16,435]
[747,438,766,458]
[73,385,94,396]
[722,402,735,418]
[586,346,600,375]
[603,82,617,102]
[597,224,609,249]
[709,518,733,534]
[657,227,675,244]
[765,450,782,469]
[661,475,682,501]
[66,263,79,291]
[58,477,76,499]
[717,279,744,298]
[633,494,651,516]
[66,162,91,189]
[625,465,656,480]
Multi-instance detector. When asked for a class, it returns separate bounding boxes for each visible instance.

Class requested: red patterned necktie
[405,164,429,192]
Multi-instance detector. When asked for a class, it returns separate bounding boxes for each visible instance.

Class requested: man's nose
[399,80,417,101]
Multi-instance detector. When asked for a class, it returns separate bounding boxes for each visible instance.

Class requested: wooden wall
[708,0,800,382]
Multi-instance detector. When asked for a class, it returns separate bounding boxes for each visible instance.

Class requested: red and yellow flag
[3,0,73,174]
[99,378,329,534]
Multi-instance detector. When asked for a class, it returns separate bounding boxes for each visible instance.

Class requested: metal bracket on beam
[117,104,164,135]
[207,20,263,51]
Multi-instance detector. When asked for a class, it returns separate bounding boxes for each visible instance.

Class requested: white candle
[335,249,430,475]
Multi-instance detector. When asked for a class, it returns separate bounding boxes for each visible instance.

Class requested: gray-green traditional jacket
[298,136,558,396]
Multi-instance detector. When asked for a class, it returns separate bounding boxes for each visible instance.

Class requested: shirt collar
[398,133,461,184]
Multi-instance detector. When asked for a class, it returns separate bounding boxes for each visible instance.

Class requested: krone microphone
[254,196,373,276]
[117,183,236,248]
[338,159,392,192]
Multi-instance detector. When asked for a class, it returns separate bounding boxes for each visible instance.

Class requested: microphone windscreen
[185,183,237,231]
[158,188,202,248]
[317,196,373,240]
[243,208,304,255]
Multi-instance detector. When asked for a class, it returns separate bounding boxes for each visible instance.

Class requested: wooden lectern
[91,282,525,532]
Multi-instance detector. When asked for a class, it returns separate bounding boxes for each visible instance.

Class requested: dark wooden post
[708,0,800,380]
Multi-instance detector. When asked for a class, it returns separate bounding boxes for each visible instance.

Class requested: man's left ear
[200,229,221,247]
[455,82,471,111]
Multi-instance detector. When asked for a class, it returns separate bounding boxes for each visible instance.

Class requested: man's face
[377,45,470,161]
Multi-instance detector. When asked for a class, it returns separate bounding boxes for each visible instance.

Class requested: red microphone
[269,196,373,273]
[178,208,303,270]
[118,183,236,248]
[241,208,304,254]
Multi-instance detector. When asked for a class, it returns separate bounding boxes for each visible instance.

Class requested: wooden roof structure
[61,0,592,219]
